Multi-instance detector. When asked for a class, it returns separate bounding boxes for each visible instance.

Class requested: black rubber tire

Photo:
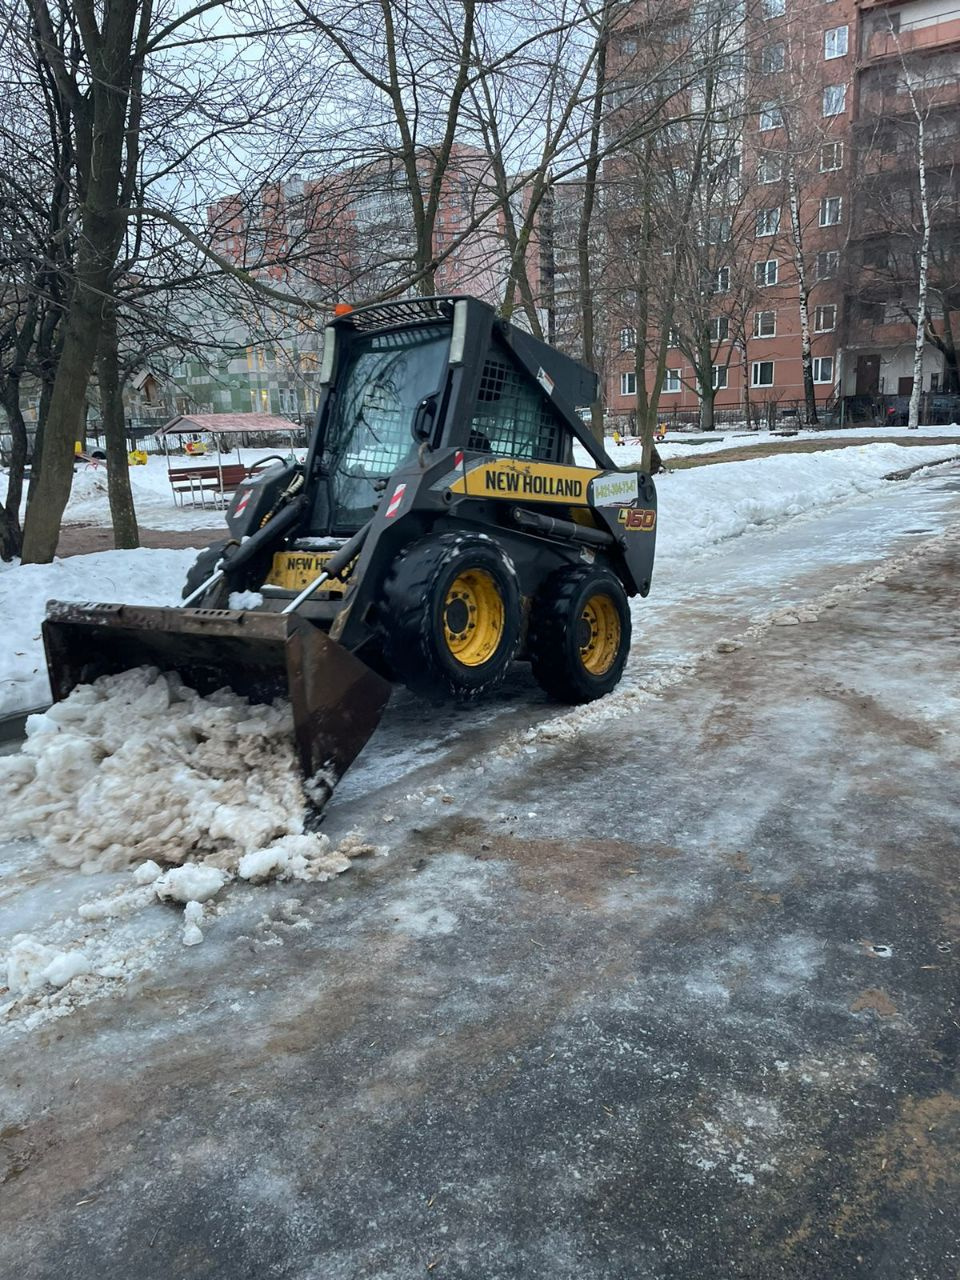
[528,564,632,704]
[381,533,521,702]
[181,540,231,607]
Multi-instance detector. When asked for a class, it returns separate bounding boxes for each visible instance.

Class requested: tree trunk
[20,277,105,561]
[700,388,715,432]
[0,384,28,560]
[577,9,609,443]
[909,114,930,430]
[98,304,140,548]
[787,162,818,425]
[741,340,753,429]
[20,0,143,561]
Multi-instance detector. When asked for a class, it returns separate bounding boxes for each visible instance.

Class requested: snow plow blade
[42,601,392,800]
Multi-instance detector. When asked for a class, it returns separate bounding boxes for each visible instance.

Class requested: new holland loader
[43,296,658,805]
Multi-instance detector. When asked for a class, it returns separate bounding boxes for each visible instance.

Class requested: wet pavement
[1,478,959,1279]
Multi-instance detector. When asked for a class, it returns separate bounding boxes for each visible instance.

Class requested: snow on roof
[157,413,299,436]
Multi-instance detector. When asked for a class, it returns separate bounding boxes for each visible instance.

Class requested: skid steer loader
[43,296,657,805]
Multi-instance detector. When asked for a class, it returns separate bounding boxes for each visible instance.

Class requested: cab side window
[469,351,565,462]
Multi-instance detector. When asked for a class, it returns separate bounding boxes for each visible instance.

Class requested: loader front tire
[528,565,631,704]
[382,534,521,701]
[182,541,231,608]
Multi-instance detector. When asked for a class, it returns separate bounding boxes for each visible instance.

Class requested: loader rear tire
[381,533,521,701]
[182,541,231,608]
[528,565,631,704]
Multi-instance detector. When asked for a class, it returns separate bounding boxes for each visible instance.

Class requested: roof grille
[341,297,455,332]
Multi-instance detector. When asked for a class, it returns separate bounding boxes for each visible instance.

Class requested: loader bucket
[42,601,392,800]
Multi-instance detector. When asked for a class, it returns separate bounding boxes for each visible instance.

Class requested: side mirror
[412,394,438,443]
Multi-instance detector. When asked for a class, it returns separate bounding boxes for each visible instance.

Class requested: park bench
[167,455,291,508]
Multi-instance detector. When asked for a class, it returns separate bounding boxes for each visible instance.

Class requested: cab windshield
[323,325,450,530]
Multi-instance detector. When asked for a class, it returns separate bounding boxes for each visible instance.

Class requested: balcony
[863,14,960,63]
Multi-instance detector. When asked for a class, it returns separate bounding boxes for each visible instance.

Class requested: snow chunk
[132,859,162,886]
[43,951,92,988]
[182,901,205,947]
[236,833,360,884]
[228,590,264,610]
[155,863,229,904]
[5,938,91,995]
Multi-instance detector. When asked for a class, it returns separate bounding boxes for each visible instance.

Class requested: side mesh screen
[469,353,564,462]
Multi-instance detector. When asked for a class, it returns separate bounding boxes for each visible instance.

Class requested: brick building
[606,0,959,425]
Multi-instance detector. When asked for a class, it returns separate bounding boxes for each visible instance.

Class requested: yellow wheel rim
[443,569,505,668]
[578,593,621,676]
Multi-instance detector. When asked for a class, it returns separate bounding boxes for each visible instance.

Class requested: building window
[713,365,729,390]
[813,356,834,383]
[620,371,636,396]
[709,316,730,342]
[707,215,731,243]
[815,304,837,331]
[822,84,846,116]
[816,249,839,279]
[859,301,884,324]
[757,155,783,183]
[863,243,889,269]
[756,259,779,286]
[619,327,636,351]
[759,103,784,131]
[752,361,775,387]
[819,196,842,226]
[664,369,682,393]
[756,207,781,236]
[820,141,843,171]
[754,310,777,338]
[621,36,638,54]
[761,43,785,73]
[668,326,681,346]
[762,0,785,18]
[715,266,731,292]
[824,26,848,58]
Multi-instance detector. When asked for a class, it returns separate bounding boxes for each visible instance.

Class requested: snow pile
[0,666,339,879]
[0,546,197,715]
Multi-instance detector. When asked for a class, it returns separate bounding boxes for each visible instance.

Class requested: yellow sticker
[448,459,600,506]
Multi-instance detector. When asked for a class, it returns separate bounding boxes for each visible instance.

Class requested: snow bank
[0,547,197,715]
[0,667,333,876]
[655,442,960,559]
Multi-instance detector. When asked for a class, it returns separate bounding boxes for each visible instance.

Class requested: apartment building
[606,0,959,423]
[843,0,960,402]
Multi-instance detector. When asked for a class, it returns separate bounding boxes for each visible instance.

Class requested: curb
[884,454,960,482]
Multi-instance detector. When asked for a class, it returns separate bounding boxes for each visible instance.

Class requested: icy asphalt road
[1,465,959,1279]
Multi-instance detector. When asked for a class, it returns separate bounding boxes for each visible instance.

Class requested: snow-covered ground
[589,422,960,467]
[0,546,198,714]
[0,448,298,533]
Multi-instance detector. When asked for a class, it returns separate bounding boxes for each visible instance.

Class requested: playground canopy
[156,413,301,437]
